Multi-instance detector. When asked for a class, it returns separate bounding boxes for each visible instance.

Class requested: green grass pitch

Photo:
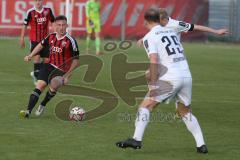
[0,39,239,160]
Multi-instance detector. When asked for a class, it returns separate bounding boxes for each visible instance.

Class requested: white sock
[133,107,150,141]
[182,112,205,147]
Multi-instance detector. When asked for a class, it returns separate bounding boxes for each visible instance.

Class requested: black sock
[34,63,42,77]
[27,88,42,113]
[41,90,56,106]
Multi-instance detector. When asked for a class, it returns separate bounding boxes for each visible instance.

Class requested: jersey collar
[151,25,160,31]
[34,7,44,13]
[56,33,67,41]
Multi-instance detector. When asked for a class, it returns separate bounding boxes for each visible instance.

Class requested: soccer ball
[69,107,86,121]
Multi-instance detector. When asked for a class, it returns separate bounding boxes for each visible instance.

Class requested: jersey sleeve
[143,34,158,56]
[41,34,50,47]
[69,38,80,59]
[23,10,31,26]
[174,20,194,33]
[49,9,55,22]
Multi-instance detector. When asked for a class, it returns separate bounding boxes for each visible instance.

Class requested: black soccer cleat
[197,145,208,154]
[116,138,142,149]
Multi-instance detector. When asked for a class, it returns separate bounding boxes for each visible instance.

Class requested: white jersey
[165,17,194,41]
[143,25,192,80]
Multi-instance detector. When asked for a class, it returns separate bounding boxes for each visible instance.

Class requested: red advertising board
[0,0,208,40]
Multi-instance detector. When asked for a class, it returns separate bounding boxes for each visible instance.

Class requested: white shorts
[145,77,192,106]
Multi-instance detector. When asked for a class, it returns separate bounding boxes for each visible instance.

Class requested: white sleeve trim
[66,35,78,52]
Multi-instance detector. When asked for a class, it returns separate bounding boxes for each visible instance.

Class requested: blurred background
[0,0,239,42]
[0,1,240,160]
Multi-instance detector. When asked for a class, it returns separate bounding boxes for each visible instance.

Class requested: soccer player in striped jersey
[20,15,80,118]
[19,0,55,84]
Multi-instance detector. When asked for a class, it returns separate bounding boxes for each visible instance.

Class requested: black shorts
[38,64,65,84]
[30,41,49,58]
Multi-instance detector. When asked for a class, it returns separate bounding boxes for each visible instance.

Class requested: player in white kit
[116,8,209,153]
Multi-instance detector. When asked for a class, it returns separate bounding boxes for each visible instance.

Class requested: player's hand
[24,55,32,62]
[63,74,71,85]
[215,29,229,35]
[137,38,143,47]
[19,38,25,48]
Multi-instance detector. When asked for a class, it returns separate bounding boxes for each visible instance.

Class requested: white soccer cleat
[35,105,45,116]
[30,71,37,85]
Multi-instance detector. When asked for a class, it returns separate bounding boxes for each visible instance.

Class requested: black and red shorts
[38,64,65,84]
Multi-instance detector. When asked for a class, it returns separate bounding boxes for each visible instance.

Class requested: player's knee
[140,99,158,111]
[49,76,64,91]
[176,102,191,117]
[36,80,47,91]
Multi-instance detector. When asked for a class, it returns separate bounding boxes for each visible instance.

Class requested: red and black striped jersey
[24,7,55,42]
[41,33,80,72]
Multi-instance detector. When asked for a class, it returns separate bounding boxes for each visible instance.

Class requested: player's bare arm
[24,43,44,61]
[19,25,27,48]
[193,25,229,35]
[148,53,159,86]
[137,38,144,47]
[63,59,80,84]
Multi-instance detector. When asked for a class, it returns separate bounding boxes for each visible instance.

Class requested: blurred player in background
[116,8,209,153]
[19,0,55,85]
[20,16,80,118]
[85,0,101,55]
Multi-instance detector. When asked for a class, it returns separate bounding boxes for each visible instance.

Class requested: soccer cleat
[30,71,37,85]
[35,105,45,116]
[197,145,208,154]
[116,138,142,149]
[19,110,30,118]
